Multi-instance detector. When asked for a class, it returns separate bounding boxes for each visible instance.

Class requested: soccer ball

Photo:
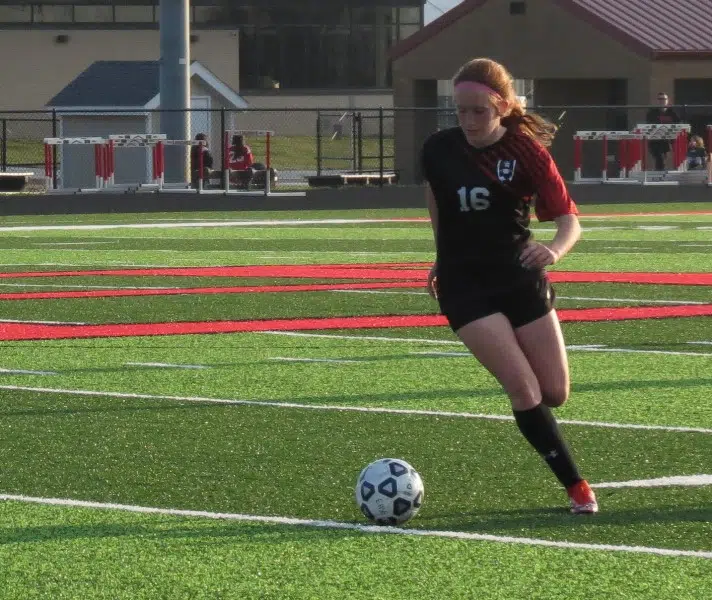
[355,458,424,526]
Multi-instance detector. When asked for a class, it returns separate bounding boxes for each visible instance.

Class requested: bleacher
[0,172,33,192]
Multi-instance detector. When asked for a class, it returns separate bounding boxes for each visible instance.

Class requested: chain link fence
[2,105,712,190]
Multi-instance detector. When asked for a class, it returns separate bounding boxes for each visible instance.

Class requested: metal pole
[220,107,226,190]
[378,106,384,187]
[357,112,363,173]
[52,109,58,189]
[351,111,357,171]
[1,119,6,172]
[316,110,322,177]
[159,0,190,184]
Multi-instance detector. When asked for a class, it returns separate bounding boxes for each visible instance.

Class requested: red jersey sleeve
[526,139,578,222]
[245,148,254,168]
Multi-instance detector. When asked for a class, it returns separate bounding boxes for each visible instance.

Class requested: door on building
[190,96,212,142]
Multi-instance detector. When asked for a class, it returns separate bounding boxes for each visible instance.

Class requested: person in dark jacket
[645,92,680,171]
[191,133,214,187]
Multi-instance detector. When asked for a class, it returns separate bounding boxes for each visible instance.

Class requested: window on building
[399,6,422,25]
[510,1,526,15]
[194,6,221,24]
[399,24,419,40]
[33,4,73,23]
[115,6,153,23]
[73,5,113,23]
[0,5,32,22]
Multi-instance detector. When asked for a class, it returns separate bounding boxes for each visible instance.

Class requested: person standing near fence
[645,92,680,171]
[422,57,598,514]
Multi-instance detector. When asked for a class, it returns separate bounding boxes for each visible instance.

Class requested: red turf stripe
[0,281,424,301]
[0,265,429,280]
[548,272,712,285]
[0,263,709,286]
[1,304,710,341]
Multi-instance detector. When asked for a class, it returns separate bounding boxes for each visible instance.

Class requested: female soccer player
[422,58,597,514]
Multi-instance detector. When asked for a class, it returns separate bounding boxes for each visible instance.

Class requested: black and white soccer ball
[355,458,424,526]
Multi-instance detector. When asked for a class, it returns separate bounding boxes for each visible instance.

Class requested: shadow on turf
[0,374,710,418]
[1,503,711,546]
[414,503,712,531]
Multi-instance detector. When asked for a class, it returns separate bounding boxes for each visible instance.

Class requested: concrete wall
[1,184,709,217]
[0,29,239,111]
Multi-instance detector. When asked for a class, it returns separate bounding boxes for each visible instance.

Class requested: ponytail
[501,104,557,148]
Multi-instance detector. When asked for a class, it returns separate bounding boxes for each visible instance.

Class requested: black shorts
[437,273,556,332]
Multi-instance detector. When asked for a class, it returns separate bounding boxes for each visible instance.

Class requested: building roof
[390,0,712,61]
[47,60,249,110]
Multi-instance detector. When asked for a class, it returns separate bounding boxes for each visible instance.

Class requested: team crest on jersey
[497,159,517,182]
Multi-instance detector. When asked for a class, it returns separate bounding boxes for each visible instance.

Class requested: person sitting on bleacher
[686,135,709,170]
[228,134,255,188]
[190,133,214,188]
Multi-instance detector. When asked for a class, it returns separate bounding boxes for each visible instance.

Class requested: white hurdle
[573,123,693,185]
[573,131,640,183]
[106,134,168,191]
[43,137,108,192]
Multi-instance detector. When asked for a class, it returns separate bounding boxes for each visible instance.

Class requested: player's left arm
[520,140,581,269]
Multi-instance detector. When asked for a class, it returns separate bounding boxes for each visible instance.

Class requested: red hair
[453,58,556,147]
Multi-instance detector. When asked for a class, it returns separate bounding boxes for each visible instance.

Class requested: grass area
[0,203,710,598]
[3,135,395,172]
[5,139,45,166]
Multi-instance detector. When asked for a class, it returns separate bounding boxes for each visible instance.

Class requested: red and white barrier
[573,124,692,185]
[43,137,108,191]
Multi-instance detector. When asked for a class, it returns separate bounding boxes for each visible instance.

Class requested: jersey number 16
[457,186,491,212]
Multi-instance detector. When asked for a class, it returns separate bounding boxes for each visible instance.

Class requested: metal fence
[3,104,712,188]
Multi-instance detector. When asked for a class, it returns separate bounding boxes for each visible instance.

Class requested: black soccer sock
[513,403,582,489]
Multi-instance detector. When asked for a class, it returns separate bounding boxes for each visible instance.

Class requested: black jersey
[421,126,577,286]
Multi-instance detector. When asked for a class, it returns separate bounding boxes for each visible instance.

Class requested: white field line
[261,331,463,345]
[680,244,712,247]
[0,384,710,435]
[412,345,605,358]
[0,368,57,376]
[269,357,363,364]
[0,493,710,559]
[0,318,89,325]
[33,242,118,246]
[329,290,707,305]
[0,214,709,232]
[688,341,712,345]
[574,347,712,358]
[0,284,179,290]
[260,332,712,358]
[331,290,429,296]
[0,218,428,233]
[125,362,210,370]
[592,475,712,489]
[557,296,707,305]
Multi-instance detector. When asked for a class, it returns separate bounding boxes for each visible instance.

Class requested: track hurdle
[573,124,692,185]
[106,134,167,191]
[628,124,690,185]
[157,138,205,192]
[573,131,641,183]
[631,123,691,173]
[223,129,275,195]
[43,137,108,191]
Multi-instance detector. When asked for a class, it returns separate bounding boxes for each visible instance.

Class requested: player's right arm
[425,183,439,299]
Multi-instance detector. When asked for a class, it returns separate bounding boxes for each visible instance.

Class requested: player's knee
[503,379,541,408]
[541,385,569,408]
